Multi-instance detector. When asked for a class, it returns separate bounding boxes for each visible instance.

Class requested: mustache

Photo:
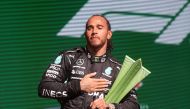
[90,33,99,39]
[91,32,97,36]
[90,35,100,40]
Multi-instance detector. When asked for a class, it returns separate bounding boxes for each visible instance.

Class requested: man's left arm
[90,89,140,109]
[112,89,140,109]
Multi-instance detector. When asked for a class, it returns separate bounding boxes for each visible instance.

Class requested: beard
[86,38,107,50]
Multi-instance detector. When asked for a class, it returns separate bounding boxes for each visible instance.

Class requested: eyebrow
[97,24,104,27]
[87,24,104,28]
[87,25,93,29]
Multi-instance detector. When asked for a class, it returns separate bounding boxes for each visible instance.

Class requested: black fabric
[38,47,140,109]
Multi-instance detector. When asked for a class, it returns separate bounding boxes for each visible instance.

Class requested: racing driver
[38,15,140,109]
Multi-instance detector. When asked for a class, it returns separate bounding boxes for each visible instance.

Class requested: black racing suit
[38,47,140,109]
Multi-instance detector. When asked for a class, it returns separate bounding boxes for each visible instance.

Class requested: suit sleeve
[38,53,81,99]
[113,89,140,109]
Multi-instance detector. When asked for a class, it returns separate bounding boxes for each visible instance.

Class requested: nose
[92,28,97,36]
[91,32,97,36]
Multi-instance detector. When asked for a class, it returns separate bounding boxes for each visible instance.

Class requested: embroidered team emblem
[105,67,112,75]
[54,55,62,64]
[76,59,84,65]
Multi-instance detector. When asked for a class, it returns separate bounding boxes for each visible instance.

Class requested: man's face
[85,16,112,49]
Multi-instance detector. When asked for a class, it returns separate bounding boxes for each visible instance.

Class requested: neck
[87,44,107,56]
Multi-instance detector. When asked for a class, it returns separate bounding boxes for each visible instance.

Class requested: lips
[90,35,100,40]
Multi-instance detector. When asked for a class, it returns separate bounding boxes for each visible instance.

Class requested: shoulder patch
[54,55,62,64]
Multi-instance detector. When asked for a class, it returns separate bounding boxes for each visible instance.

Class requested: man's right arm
[38,53,81,99]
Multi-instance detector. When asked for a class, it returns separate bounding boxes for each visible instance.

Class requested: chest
[69,57,117,82]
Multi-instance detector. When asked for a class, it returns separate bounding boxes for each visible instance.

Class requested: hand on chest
[70,58,115,81]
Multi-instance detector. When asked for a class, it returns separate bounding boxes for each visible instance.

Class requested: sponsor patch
[105,67,112,75]
[54,55,62,64]
[71,69,84,75]
[76,59,84,65]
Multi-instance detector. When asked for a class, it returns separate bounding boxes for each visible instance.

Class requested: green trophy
[105,55,151,103]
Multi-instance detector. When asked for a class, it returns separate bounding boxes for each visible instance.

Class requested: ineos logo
[76,59,84,65]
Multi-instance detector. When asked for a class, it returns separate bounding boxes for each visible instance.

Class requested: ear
[107,31,112,40]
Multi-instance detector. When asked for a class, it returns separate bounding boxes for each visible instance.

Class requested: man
[38,15,140,109]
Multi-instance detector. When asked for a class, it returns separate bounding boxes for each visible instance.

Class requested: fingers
[92,79,110,92]
[88,84,108,92]
[80,72,110,92]
[94,80,110,89]
[93,78,109,82]
[94,88,108,92]
[84,72,97,78]
[96,84,108,88]
[95,81,110,86]
[90,98,107,109]
[90,102,96,109]
[90,99,99,109]
[84,73,109,82]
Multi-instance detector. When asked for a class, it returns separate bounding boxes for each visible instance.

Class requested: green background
[0,1,189,109]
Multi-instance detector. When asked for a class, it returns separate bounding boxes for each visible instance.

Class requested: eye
[87,25,93,30]
[97,25,103,29]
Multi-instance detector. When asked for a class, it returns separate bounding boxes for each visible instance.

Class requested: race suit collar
[84,47,108,63]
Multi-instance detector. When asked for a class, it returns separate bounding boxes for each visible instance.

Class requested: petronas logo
[54,55,62,64]
[105,67,113,75]
[57,0,190,45]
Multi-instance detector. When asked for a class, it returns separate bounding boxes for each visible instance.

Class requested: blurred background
[0,0,189,109]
